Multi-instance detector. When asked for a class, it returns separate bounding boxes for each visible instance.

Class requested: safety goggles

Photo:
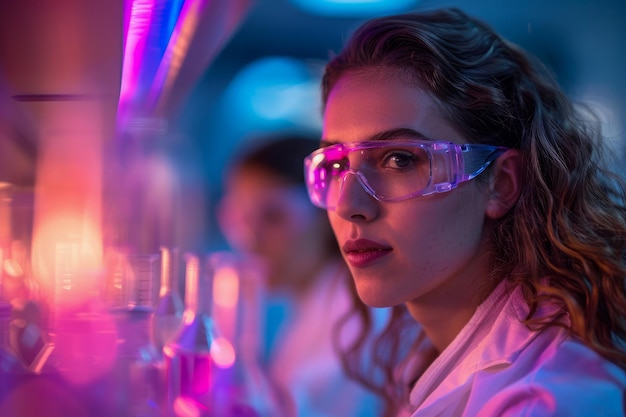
[304,140,508,210]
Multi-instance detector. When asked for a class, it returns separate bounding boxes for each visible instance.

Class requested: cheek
[393,189,487,267]
[327,212,343,240]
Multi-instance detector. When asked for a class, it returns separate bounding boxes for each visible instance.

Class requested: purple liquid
[164,348,213,415]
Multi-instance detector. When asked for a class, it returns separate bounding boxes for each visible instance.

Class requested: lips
[342,239,392,267]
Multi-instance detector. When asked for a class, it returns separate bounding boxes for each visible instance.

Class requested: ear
[485,149,521,219]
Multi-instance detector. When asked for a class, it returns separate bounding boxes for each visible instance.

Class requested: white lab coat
[398,281,626,417]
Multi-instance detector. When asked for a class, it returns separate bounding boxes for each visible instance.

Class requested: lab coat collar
[406,280,559,410]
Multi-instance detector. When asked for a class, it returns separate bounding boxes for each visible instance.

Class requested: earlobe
[485,150,521,219]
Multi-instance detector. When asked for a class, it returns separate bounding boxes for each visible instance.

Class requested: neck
[407,293,479,353]
[405,251,499,353]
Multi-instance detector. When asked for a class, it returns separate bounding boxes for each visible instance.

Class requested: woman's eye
[382,150,417,170]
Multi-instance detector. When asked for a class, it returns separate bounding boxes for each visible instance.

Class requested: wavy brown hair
[325,7,626,417]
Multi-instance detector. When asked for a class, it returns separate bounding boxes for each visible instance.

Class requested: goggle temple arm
[460,145,506,181]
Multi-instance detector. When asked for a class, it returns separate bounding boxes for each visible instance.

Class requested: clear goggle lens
[304,140,507,209]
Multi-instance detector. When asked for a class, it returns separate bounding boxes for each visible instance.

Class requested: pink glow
[211,263,239,346]
[31,214,103,308]
[163,343,176,358]
[211,336,235,368]
[52,310,119,385]
[173,396,204,417]
[30,98,106,307]
[213,265,239,308]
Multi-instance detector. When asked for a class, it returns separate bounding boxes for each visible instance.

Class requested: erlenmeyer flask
[163,253,223,417]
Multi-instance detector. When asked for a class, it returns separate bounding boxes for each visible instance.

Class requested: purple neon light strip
[118,0,156,123]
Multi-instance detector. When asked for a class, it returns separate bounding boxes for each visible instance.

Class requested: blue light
[222,56,323,132]
[291,0,419,17]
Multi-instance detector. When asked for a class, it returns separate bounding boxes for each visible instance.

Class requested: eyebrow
[320,127,431,148]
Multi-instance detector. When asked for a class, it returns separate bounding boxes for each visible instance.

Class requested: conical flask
[163,253,225,417]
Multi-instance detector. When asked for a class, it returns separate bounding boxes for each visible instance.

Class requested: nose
[333,170,379,222]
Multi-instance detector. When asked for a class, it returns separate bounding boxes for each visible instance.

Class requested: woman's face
[219,167,331,289]
[322,71,494,310]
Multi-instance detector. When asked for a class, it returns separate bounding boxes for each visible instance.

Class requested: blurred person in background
[217,133,385,417]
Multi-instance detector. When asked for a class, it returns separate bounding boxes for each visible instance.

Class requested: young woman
[304,7,626,417]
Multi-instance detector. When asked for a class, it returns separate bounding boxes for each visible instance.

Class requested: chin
[354,281,401,308]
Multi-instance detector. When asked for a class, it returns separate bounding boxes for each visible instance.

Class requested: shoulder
[475,338,626,416]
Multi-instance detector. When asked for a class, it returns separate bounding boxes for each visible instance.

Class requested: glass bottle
[151,246,184,356]
[127,253,160,312]
[163,253,223,417]
[102,247,132,310]
[109,252,161,417]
